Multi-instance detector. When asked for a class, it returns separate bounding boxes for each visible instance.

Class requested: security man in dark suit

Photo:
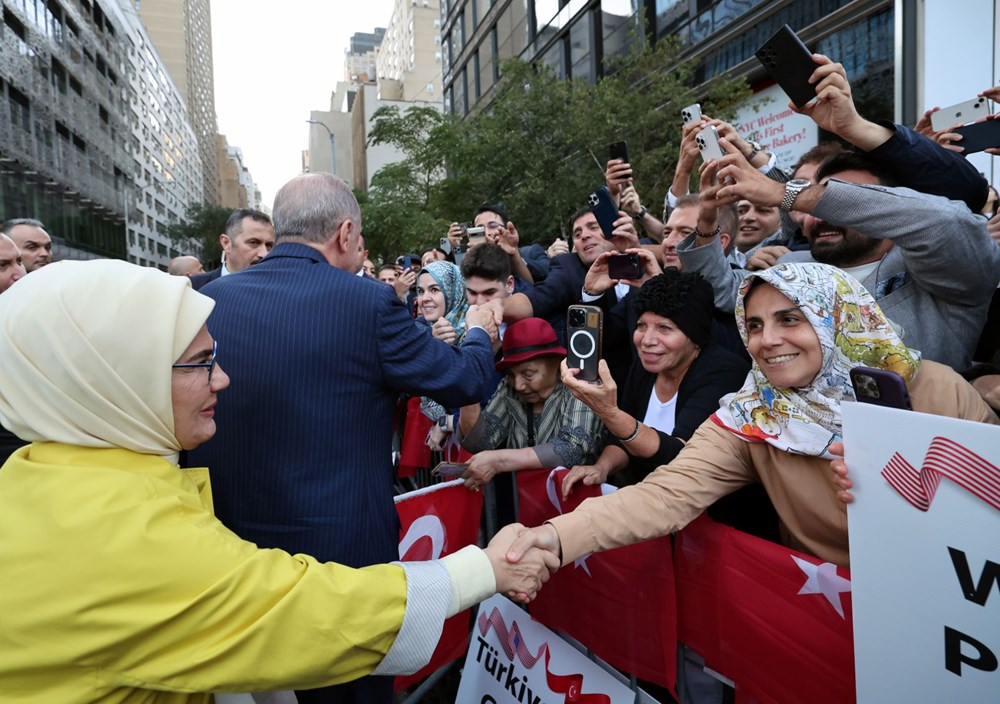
[189,208,274,291]
[188,173,499,704]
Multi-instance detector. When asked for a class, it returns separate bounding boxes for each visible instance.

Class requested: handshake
[483,523,564,603]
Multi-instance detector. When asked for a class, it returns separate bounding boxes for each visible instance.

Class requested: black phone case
[953,120,1000,155]
[609,141,629,165]
[566,305,603,382]
[607,253,643,280]
[587,186,619,240]
[755,25,815,108]
[850,367,912,411]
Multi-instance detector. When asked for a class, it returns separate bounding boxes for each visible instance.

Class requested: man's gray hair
[272,173,361,244]
[2,218,46,235]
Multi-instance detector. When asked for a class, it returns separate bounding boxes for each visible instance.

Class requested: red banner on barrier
[393,479,483,691]
[675,515,855,704]
[517,468,677,692]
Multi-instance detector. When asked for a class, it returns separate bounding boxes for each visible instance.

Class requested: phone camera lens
[568,310,586,328]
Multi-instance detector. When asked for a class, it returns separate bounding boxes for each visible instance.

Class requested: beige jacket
[550,361,997,568]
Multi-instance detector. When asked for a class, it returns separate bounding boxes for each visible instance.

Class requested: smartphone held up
[587,186,620,240]
[566,305,603,382]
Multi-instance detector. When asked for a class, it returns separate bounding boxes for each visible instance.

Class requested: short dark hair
[461,243,511,282]
[674,194,700,210]
[475,202,508,225]
[226,209,272,238]
[792,141,846,175]
[2,218,46,235]
[716,203,738,256]
[378,264,396,274]
[815,151,897,187]
[569,206,592,233]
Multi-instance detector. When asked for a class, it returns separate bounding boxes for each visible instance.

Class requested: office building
[0,0,203,267]
[376,0,441,102]
[135,0,220,205]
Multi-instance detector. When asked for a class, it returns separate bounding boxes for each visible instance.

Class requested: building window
[478,35,495,95]
[569,13,592,81]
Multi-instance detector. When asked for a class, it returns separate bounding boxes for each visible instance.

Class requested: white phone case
[931,97,990,132]
[696,125,724,161]
[681,103,702,125]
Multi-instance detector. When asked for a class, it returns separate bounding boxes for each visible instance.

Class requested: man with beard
[676,54,997,370]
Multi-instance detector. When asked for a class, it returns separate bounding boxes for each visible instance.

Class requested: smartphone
[952,119,1000,154]
[607,252,643,280]
[755,24,816,108]
[466,226,487,246]
[681,103,702,125]
[931,96,991,132]
[439,236,452,254]
[587,186,620,240]
[608,140,629,165]
[431,461,468,478]
[850,367,912,410]
[695,125,725,162]
[566,305,603,382]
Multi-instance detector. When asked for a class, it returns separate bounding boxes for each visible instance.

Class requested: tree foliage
[162,202,231,268]
[360,34,750,262]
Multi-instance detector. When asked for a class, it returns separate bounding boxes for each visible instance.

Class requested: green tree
[162,203,231,269]
[361,33,750,255]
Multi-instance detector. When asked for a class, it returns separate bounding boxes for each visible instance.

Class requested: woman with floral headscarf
[508,263,997,569]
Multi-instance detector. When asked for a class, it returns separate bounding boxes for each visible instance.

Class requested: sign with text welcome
[456,594,636,704]
[844,403,1000,702]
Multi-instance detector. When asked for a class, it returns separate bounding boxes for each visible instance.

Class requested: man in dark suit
[188,173,499,704]
[501,206,638,382]
[189,208,274,291]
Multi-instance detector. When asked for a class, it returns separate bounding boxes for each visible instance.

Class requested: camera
[853,373,881,399]
[568,307,587,328]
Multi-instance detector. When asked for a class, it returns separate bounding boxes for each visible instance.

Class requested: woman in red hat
[458,318,604,491]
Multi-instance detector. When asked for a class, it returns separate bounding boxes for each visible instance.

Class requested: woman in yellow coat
[0,260,556,703]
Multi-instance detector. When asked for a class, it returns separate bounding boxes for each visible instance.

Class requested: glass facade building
[441,0,896,125]
[0,0,203,267]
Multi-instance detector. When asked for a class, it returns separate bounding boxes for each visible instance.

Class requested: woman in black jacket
[561,270,749,493]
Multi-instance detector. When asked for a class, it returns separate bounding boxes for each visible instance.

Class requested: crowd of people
[1,52,999,704]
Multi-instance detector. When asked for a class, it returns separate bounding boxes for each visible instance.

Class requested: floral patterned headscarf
[712,262,921,459]
[420,261,468,339]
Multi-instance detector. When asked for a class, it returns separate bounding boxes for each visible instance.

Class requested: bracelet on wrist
[617,419,642,443]
[693,225,722,239]
[582,285,599,297]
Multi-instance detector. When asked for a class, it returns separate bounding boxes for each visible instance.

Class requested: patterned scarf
[712,262,921,459]
[421,261,468,339]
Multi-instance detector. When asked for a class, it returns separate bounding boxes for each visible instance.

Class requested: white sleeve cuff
[371,561,451,676]
[440,545,496,617]
[666,187,681,208]
[757,151,777,173]
[580,288,602,303]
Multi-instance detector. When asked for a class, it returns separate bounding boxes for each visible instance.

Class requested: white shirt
[642,386,678,436]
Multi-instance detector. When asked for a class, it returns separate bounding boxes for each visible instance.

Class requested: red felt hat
[496,318,567,371]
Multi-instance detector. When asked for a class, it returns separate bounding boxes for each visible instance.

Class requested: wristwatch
[745,140,763,161]
[780,178,812,211]
[633,206,648,220]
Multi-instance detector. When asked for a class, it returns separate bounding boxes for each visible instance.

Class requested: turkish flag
[517,468,677,692]
[393,479,483,691]
[399,396,433,478]
[675,515,855,704]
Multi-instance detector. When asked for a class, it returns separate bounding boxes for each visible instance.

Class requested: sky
[210,0,397,207]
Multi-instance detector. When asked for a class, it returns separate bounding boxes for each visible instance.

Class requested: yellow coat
[0,443,409,703]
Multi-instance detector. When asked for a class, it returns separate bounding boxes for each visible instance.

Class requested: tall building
[345,28,386,82]
[0,0,203,268]
[135,0,220,205]
[440,1,998,183]
[376,0,442,102]
[216,134,255,210]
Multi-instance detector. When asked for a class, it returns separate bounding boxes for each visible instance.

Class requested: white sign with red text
[734,84,818,172]
[456,594,636,704]
[843,403,1000,703]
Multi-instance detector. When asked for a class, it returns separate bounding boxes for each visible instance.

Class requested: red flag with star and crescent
[393,479,483,691]
[516,468,677,692]
[674,515,855,704]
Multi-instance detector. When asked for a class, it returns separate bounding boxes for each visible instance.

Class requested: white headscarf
[0,260,214,463]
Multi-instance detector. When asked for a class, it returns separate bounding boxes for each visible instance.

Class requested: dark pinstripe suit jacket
[188,243,496,568]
